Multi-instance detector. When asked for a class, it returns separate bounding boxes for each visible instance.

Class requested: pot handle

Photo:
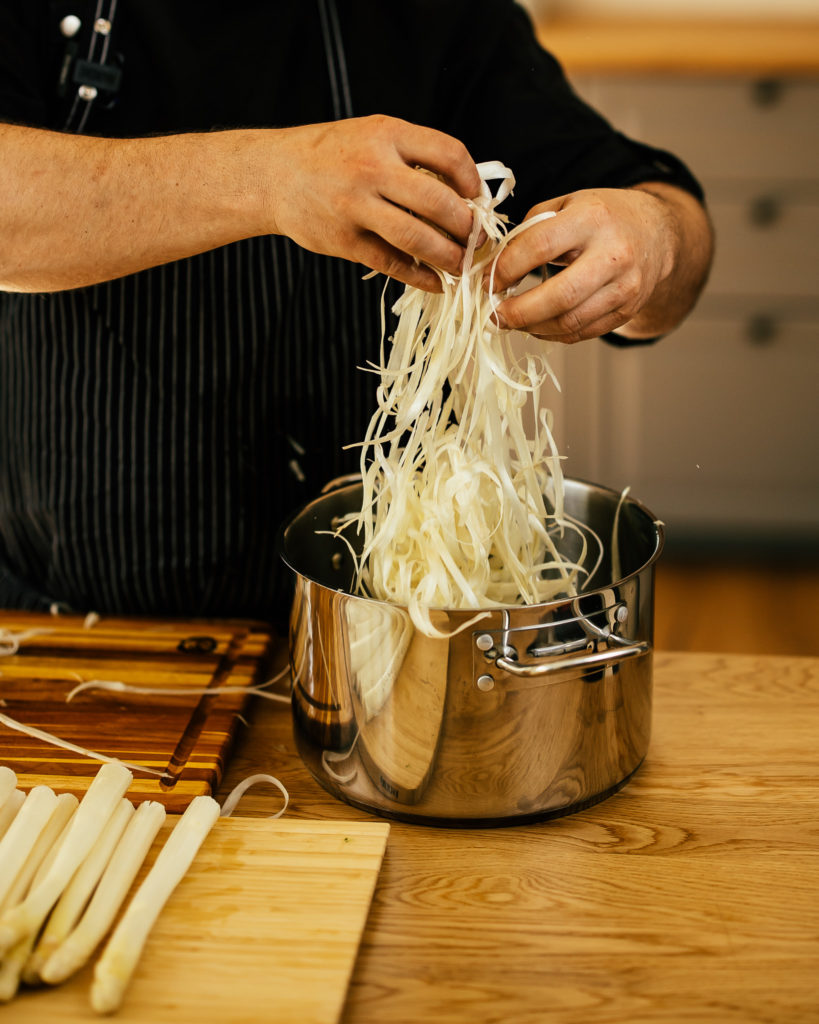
[495,641,650,679]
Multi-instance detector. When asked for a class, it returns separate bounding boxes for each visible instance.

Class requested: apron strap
[61,0,121,133]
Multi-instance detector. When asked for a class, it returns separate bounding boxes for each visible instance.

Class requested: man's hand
[267,115,483,292]
[486,183,713,344]
[0,118,481,294]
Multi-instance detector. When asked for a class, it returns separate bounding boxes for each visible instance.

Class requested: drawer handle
[751,78,784,107]
[748,194,781,228]
[746,313,779,346]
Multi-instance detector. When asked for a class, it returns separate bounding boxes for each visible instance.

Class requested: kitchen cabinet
[544,72,819,553]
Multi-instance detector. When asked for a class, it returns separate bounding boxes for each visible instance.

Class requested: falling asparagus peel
[41,800,166,985]
[25,798,135,984]
[91,795,221,1015]
[0,785,59,909]
[0,761,133,956]
[0,793,79,1003]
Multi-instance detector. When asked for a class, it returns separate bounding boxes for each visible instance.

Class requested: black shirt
[0,0,703,625]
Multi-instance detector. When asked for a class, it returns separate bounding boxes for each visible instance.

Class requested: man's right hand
[0,117,481,294]
[265,115,482,291]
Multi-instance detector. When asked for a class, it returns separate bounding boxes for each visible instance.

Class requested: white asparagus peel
[25,798,135,983]
[0,793,79,1003]
[65,666,292,704]
[0,762,133,956]
[0,789,25,843]
[41,800,166,986]
[0,627,53,656]
[0,712,165,777]
[0,765,16,809]
[91,795,221,1015]
[341,161,590,637]
[0,785,59,909]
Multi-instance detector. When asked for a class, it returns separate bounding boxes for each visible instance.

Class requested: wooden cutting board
[5,815,391,1024]
[0,612,276,810]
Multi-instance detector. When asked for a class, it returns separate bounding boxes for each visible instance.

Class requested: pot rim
[280,475,665,618]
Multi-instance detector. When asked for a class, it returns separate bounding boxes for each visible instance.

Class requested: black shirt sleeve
[429,1,704,223]
[0,1,54,126]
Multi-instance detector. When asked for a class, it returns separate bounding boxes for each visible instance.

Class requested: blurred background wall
[513,2,819,654]
[520,0,819,16]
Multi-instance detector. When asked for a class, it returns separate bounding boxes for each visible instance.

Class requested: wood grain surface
[5,816,390,1024]
[221,649,819,1024]
[0,612,275,810]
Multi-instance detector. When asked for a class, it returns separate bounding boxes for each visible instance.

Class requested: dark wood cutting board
[0,611,276,810]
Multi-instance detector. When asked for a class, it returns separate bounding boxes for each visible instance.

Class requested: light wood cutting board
[5,815,390,1024]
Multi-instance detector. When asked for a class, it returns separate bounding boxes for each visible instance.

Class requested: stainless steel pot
[280,478,663,826]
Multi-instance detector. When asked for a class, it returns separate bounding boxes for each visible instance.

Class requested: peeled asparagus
[91,795,220,1014]
[0,793,78,914]
[0,928,38,1002]
[0,765,227,1013]
[0,789,25,842]
[25,798,135,984]
[0,794,79,1002]
[0,786,59,909]
[0,762,133,956]
[0,766,16,809]
[41,800,166,985]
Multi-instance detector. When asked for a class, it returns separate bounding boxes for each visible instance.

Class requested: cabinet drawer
[555,313,819,536]
[706,198,819,296]
[571,75,819,182]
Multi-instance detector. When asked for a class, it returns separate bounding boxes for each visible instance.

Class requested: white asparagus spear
[41,800,166,985]
[0,785,58,909]
[0,790,25,843]
[11,797,86,991]
[0,766,16,809]
[0,761,133,956]
[0,793,78,913]
[25,798,135,983]
[0,794,79,1000]
[91,795,221,1015]
[0,793,79,1003]
[0,927,38,1002]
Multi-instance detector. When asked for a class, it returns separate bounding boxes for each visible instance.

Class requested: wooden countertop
[222,649,819,1024]
[533,15,819,75]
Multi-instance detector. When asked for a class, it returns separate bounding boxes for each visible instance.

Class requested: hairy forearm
[0,116,481,294]
[618,181,714,339]
[0,123,274,292]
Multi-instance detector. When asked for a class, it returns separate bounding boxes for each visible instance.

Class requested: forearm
[616,181,714,339]
[0,123,274,292]
[0,117,480,294]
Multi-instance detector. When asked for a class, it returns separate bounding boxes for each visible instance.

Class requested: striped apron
[0,0,390,625]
